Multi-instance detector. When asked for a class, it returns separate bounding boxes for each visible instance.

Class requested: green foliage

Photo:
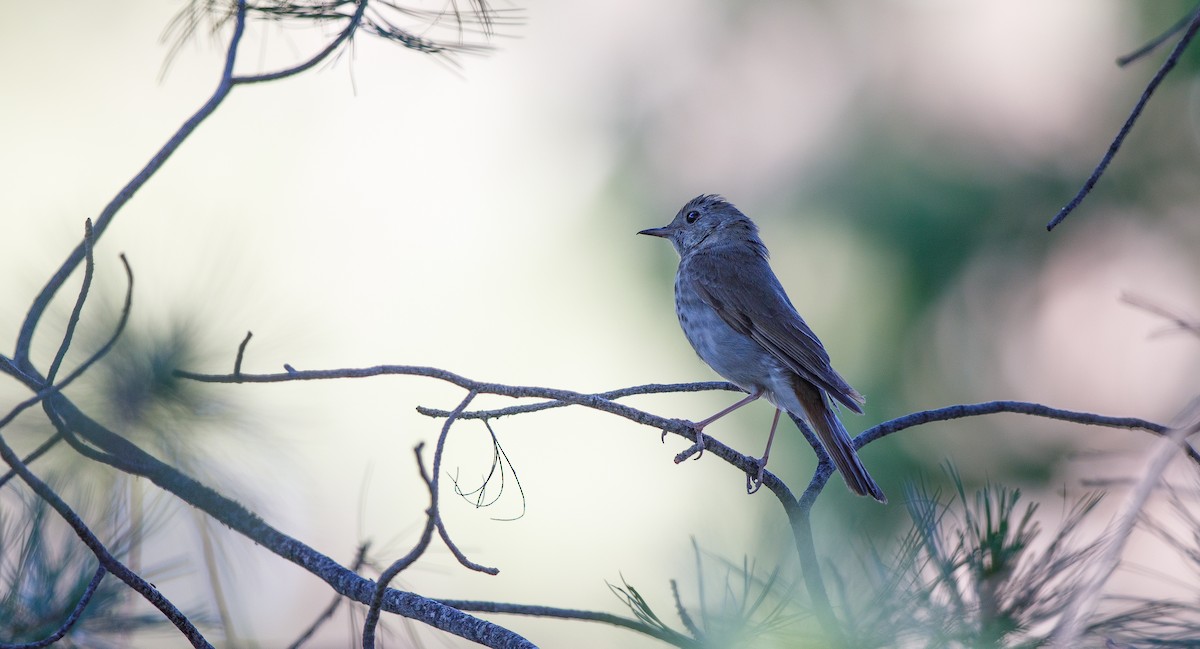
[610,541,813,649]
[0,485,176,648]
[614,469,1200,649]
[850,468,1105,648]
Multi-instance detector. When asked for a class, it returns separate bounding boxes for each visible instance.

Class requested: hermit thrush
[639,194,885,502]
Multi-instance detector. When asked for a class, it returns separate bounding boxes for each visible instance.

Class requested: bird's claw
[745,457,767,494]
[670,423,707,463]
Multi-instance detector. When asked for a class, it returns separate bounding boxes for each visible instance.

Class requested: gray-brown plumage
[639,194,885,502]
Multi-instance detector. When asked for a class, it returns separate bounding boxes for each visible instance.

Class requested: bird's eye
[685,210,700,224]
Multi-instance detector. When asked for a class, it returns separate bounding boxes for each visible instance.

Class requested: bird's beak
[638,226,671,238]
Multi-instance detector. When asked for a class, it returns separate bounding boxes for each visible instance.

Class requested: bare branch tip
[233,330,253,376]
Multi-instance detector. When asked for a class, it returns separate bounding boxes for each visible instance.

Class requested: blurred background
[2,0,1200,646]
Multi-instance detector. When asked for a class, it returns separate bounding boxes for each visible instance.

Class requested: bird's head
[638,194,761,256]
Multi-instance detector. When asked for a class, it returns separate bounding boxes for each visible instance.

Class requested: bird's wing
[685,248,865,413]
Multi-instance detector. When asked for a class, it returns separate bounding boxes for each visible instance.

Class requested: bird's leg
[695,389,763,428]
[678,389,762,461]
[747,407,782,494]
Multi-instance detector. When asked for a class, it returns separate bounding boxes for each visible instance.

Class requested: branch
[18,384,532,648]
[416,381,737,420]
[855,400,1195,464]
[287,544,369,649]
[1046,4,1200,230]
[176,361,1194,644]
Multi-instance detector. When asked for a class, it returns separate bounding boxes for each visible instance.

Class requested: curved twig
[13,1,248,365]
[232,0,367,84]
[855,400,1195,464]
[1047,5,1200,230]
[45,220,95,384]
[0,254,135,488]
[429,391,497,574]
[363,444,439,649]
[1117,5,1200,67]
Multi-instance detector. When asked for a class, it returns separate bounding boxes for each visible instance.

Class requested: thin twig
[0,254,135,488]
[1122,292,1200,338]
[1117,6,1200,66]
[428,391,497,574]
[46,219,96,384]
[416,382,738,420]
[233,331,252,376]
[1047,6,1200,230]
[232,0,367,84]
[363,444,439,649]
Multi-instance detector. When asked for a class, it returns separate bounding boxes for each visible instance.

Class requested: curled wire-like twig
[450,418,527,521]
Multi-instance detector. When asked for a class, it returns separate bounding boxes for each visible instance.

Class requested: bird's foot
[672,423,706,463]
[745,457,767,494]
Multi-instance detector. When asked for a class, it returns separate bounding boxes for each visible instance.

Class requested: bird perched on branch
[639,194,885,502]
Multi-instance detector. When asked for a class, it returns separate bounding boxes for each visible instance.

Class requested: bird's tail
[793,379,886,503]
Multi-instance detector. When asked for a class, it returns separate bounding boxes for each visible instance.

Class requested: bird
[639,194,885,502]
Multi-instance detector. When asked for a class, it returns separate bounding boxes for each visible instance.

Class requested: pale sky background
[3,1,1200,647]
